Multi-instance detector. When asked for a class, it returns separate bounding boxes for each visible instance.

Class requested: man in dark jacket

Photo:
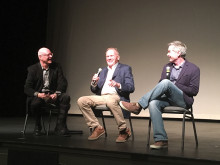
[120,41,200,149]
[77,48,135,143]
[24,47,70,136]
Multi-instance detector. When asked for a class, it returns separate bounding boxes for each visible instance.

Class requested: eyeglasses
[40,53,53,57]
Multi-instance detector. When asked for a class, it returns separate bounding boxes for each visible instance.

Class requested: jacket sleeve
[116,66,135,95]
[55,64,68,93]
[24,66,38,97]
[175,66,200,96]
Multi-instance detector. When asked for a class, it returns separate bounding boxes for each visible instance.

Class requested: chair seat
[163,106,190,114]
[93,105,110,111]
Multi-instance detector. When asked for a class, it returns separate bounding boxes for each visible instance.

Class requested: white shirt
[101,63,118,95]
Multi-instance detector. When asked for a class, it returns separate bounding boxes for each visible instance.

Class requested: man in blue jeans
[120,41,200,149]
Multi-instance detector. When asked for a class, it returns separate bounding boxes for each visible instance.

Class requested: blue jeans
[138,79,186,142]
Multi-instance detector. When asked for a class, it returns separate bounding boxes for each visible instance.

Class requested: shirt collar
[40,63,50,70]
[107,62,119,70]
[173,61,185,69]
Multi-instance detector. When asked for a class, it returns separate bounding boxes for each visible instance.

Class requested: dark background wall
[1,1,48,116]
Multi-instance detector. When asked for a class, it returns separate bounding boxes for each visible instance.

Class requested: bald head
[38,47,53,67]
[38,47,51,56]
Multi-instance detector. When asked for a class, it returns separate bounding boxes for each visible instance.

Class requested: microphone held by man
[91,68,102,85]
[166,66,170,79]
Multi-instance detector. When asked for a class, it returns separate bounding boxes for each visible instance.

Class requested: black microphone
[42,88,50,94]
[92,68,102,85]
[166,66,170,79]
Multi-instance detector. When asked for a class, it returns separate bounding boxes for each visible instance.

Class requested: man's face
[106,49,120,68]
[38,49,53,65]
[167,45,180,63]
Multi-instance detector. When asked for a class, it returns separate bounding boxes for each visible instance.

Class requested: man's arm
[24,66,38,97]
[116,65,135,95]
[176,66,200,96]
[54,63,68,94]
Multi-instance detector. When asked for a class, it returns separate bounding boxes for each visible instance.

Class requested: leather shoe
[116,128,131,143]
[88,126,105,140]
[119,101,142,115]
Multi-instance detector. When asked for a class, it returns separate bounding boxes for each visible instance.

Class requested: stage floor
[0,115,220,164]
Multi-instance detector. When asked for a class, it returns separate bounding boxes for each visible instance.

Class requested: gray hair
[168,41,187,58]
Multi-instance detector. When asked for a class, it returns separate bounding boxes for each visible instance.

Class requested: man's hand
[109,80,120,88]
[37,93,50,99]
[50,93,58,100]
[91,73,100,85]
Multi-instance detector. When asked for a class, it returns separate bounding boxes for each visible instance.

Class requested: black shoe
[34,125,42,136]
[54,128,71,137]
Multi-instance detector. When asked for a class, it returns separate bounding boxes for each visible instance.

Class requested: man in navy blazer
[24,47,70,136]
[120,41,200,149]
[78,48,135,143]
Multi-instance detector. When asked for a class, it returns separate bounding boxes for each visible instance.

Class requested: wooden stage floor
[0,115,220,165]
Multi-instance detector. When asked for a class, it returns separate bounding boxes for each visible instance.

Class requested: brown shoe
[150,141,168,149]
[116,128,131,143]
[119,101,142,115]
[88,126,105,140]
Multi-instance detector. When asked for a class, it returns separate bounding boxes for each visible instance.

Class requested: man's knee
[59,93,70,104]
[149,100,159,110]
[77,96,87,107]
[160,79,171,86]
[106,97,119,108]
[30,98,44,110]
[148,100,163,114]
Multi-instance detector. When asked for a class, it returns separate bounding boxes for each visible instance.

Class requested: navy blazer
[91,63,135,117]
[160,60,200,107]
[24,62,68,97]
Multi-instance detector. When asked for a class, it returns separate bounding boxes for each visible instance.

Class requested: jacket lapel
[176,60,188,82]
[49,67,54,84]
[37,63,43,82]
[112,63,120,80]
[99,67,108,87]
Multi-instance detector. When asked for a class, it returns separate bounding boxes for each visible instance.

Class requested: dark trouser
[29,93,70,130]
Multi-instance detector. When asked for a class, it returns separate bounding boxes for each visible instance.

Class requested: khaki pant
[77,94,127,131]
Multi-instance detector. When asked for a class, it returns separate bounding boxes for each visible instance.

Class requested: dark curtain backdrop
[1,1,48,116]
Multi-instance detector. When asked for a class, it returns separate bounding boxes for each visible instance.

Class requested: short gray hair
[168,41,187,58]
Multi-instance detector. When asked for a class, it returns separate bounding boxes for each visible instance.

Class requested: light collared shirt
[170,61,185,84]
[41,65,50,91]
[101,63,119,95]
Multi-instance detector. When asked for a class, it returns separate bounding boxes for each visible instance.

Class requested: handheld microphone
[166,66,170,79]
[42,88,50,94]
[92,68,102,85]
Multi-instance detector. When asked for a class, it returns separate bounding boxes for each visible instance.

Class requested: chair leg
[147,118,151,146]
[47,110,52,136]
[182,113,186,149]
[128,117,134,140]
[101,112,107,137]
[21,114,29,134]
[191,114,198,147]
[41,116,46,134]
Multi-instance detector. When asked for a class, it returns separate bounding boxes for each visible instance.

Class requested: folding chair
[147,106,198,149]
[92,104,134,140]
[21,99,59,135]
